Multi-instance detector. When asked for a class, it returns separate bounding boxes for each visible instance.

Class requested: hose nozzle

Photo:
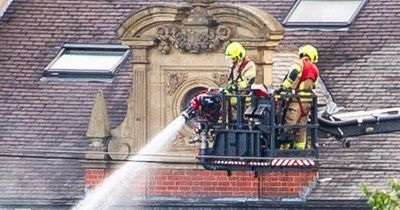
[181,106,196,121]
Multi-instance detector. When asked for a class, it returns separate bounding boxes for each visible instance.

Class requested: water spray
[73,116,186,210]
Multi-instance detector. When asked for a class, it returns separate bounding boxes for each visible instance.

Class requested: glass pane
[287,0,363,23]
[49,50,125,71]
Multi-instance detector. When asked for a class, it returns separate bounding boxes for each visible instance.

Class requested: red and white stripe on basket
[271,158,315,167]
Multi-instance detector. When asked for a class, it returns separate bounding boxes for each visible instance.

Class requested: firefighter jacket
[282,57,319,102]
[227,56,256,90]
[225,56,256,106]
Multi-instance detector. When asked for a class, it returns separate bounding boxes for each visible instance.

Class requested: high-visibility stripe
[271,159,316,167]
[288,159,295,166]
[209,159,316,167]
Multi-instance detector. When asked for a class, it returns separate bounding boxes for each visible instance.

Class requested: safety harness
[294,59,318,116]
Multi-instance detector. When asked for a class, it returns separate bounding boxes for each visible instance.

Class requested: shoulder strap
[235,57,251,82]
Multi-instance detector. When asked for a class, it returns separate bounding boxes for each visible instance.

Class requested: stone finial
[86,90,111,144]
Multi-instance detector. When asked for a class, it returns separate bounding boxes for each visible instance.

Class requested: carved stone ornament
[156,25,232,54]
[165,72,188,95]
[212,73,229,87]
[107,139,131,160]
[173,133,187,147]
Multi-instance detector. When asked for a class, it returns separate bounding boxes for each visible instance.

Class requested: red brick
[287,171,301,177]
[267,187,279,192]
[268,181,282,187]
[227,186,240,192]
[294,187,303,192]
[215,186,227,191]
[200,181,217,186]
[191,175,204,181]
[167,186,179,191]
[152,185,167,191]
[175,180,193,186]
[179,186,191,191]
[203,186,215,191]
[281,176,294,182]
[159,180,175,186]
[216,176,228,181]
[238,181,252,186]
[193,187,204,192]
[217,181,229,186]
[239,186,257,192]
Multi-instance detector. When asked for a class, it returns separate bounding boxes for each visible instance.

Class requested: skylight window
[0,0,13,18]
[44,43,129,79]
[284,0,366,27]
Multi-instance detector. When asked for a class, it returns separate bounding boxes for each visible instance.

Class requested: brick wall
[85,168,108,187]
[85,168,317,199]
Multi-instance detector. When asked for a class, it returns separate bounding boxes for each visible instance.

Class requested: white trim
[0,0,13,18]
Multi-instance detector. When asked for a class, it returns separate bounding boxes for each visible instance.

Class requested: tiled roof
[0,0,399,207]
[0,0,137,205]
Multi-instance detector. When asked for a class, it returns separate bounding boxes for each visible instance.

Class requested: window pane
[44,44,129,79]
[286,0,363,24]
[50,50,125,71]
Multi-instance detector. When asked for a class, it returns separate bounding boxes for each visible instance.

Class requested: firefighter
[279,45,319,150]
[224,42,256,103]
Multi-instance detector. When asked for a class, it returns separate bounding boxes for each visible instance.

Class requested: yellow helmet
[225,42,245,60]
[299,45,319,63]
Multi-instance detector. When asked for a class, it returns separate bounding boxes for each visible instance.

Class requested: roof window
[43,43,130,80]
[0,0,13,18]
[283,0,366,27]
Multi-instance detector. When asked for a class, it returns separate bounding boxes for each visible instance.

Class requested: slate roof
[0,0,399,208]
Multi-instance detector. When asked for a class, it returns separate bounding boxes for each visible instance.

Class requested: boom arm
[318,108,400,143]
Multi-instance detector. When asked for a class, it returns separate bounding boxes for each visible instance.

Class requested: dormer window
[43,43,130,80]
[284,0,367,28]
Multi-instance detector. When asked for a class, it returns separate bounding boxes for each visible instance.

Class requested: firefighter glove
[276,86,285,94]
[226,82,238,93]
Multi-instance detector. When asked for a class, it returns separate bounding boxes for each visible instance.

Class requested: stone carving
[156,0,232,54]
[156,25,232,54]
[165,72,188,95]
[212,73,229,87]
[173,133,187,147]
[107,138,131,160]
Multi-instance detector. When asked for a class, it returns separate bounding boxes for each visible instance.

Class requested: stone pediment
[116,1,284,50]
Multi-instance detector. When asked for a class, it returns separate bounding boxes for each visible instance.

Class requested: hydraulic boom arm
[318,108,400,146]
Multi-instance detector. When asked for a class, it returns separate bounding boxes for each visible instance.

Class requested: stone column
[259,49,273,85]
[129,47,149,149]
[238,39,282,86]
[109,41,154,158]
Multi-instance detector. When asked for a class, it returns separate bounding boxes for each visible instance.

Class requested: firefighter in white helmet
[280,44,319,150]
[224,42,256,104]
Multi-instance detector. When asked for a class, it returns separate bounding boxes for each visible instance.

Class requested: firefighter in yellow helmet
[224,42,256,103]
[280,44,319,150]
